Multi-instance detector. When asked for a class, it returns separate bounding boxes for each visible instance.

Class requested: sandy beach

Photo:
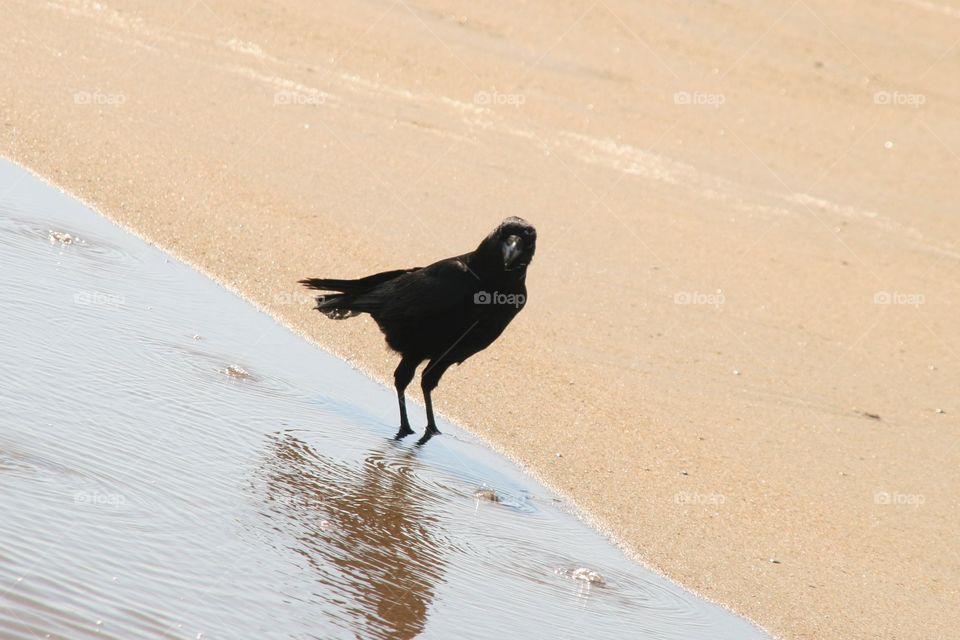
[2,1,958,638]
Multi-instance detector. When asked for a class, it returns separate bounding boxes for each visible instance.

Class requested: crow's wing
[371,257,479,322]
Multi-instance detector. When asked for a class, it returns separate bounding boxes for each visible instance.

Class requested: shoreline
[2,154,776,639]
[23,154,761,627]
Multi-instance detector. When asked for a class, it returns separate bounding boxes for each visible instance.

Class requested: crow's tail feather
[298,268,418,294]
[299,268,419,320]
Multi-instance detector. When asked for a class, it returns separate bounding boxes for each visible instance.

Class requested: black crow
[299,217,536,444]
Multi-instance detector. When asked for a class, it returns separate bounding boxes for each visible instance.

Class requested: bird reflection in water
[260,432,448,640]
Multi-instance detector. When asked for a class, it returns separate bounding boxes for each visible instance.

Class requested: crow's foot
[394,425,415,440]
[415,426,441,446]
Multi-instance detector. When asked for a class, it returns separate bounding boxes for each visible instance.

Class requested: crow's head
[483,216,536,272]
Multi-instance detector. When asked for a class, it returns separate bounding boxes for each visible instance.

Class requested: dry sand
[2,1,958,637]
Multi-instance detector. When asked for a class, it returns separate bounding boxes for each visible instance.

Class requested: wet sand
[2,1,958,638]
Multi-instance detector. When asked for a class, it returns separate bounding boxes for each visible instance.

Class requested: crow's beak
[502,235,524,269]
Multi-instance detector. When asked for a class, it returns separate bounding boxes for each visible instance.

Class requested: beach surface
[2,1,958,637]
[0,156,773,639]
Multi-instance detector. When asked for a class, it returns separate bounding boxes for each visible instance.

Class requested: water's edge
[0,154,776,639]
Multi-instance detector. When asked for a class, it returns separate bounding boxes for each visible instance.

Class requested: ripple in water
[0,213,146,274]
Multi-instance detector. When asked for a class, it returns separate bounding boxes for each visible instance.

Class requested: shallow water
[0,157,770,640]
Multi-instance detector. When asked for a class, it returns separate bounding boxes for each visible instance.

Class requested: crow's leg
[417,358,454,445]
[393,356,419,440]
